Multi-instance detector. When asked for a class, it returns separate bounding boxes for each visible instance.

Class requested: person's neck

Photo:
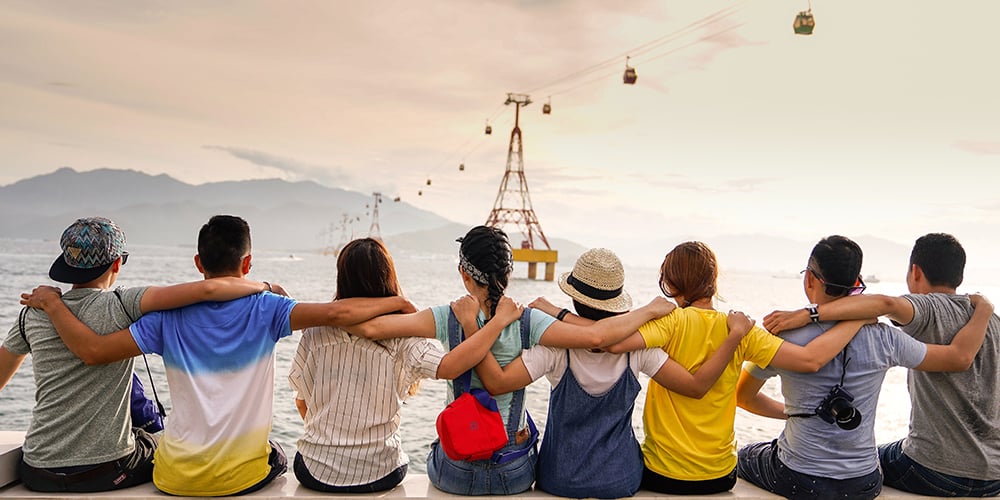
[70,275,114,290]
[924,285,957,295]
[203,271,244,279]
[683,297,713,310]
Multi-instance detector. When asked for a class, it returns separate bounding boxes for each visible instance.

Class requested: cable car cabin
[623,66,637,85]
[393,196,401,202]
[794,10,815,35]
[542,103,551,114]
[485,124,492,135]
[426,179,432,186]
[418,190,423,196]
[459,163,465,171]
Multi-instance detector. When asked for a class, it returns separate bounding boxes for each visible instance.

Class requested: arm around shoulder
[916,294,993,372]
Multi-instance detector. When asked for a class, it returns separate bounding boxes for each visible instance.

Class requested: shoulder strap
[447,310,471,399]
[115,289,167,418]
[502,307,534,438]
[18,306,29,348]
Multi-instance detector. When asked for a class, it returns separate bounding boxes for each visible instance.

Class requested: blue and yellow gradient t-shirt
[131,292,296,496]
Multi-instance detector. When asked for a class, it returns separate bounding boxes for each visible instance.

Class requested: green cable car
[794,10,815,35]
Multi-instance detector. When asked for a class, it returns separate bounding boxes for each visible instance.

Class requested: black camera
[814,384,862,430]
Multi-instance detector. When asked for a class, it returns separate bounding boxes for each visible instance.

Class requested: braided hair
[458,226,513,319]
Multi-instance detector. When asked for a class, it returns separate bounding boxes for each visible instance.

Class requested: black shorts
[19,427,157,493]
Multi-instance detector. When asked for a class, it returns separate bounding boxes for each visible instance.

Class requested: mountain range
[0,167,588,260]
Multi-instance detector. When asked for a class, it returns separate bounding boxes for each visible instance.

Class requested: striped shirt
[288,326,443,486]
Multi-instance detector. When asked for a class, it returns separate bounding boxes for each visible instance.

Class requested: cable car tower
[368,192,384,240]
[485,93,558,281]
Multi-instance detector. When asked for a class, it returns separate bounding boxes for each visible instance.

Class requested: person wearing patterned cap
[1,217,269,492]
[475,247,755,498]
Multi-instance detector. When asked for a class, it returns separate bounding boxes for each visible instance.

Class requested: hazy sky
[2,1,998,269]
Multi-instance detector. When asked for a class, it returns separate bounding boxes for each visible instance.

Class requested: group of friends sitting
[1,215,997,499]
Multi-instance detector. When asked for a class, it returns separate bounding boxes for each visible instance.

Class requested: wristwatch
[806,303,820,323]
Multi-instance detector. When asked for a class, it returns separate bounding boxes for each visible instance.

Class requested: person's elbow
[678,385,710,399]
[436,364,463,381]
[345,321,379,340]
[77,348,113,366]
[944,352,976,372]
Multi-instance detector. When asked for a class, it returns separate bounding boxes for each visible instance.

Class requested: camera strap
[787,349,851,419]
[114,289,168,419]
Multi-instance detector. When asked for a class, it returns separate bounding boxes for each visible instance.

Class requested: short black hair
[810,235,863,298]
[910,233,965,288]
[197,215,251,275]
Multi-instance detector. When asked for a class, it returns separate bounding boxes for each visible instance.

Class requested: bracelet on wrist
[556,308,571,321]
[263,281,273,292]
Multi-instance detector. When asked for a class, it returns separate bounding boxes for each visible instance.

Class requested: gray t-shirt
[2,286,146,468]
[900,293,1000,480]
[749,321,926,479]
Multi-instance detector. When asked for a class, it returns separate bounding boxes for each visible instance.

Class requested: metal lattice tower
[485,93,552,250]
[368,192,383,240]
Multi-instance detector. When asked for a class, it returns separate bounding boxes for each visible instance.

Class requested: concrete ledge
[0,473,938,499]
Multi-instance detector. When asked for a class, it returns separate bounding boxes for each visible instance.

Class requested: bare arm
[139,277,270,314]
[736,368,787,419]
[650,311,753,399]
[0,346,26,391]
[916,294,993,372]
[528,297,594,326]
[341,308,437,340]
[21,286,141,365]
[289,296,417,331]
[539,297,676,349]
[475,352,533,396]
[763,294,914,334]
[295,398,307,420]
[768,319,869,373]
[436,297,522,380]
[603,331,649,354]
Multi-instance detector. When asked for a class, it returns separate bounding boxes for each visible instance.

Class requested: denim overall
[536,351,643,499]
[427,309,539,495]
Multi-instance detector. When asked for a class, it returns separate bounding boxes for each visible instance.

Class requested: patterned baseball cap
[49,217,127,284]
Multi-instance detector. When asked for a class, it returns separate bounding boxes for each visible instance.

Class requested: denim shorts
[426,439,537,495]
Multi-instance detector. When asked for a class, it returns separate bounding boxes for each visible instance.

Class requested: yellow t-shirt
[638,307,783,481]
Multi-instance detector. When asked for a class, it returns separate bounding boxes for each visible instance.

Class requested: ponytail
[458,226,513,319]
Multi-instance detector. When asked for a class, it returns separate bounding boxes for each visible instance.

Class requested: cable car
[485,120,492,135]
[793,10,815,35]
[542,97,551,115]
[623,56,637,85]
[459,163,465,171]
[393,196,401,202]
[426,178,432,186]
[418,190,423,196]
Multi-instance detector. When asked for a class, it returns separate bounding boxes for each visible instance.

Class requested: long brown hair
[659,241,718,307]
[335,238,402,299]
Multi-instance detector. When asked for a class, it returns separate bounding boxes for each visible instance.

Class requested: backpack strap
[114,289,167,418]
[503,307,534,438]
[17,306,29,348]
[446,309,471,399]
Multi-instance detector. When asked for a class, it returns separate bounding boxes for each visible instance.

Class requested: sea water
[0,238,955,472]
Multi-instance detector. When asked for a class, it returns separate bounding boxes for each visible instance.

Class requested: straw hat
[558,248,632,313]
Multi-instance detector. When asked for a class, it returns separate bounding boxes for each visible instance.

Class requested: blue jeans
[738,440,881,500]
[879,440,1000,497]
[427,439,537,495]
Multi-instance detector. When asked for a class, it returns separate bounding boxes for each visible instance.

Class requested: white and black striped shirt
[288,326,443,486]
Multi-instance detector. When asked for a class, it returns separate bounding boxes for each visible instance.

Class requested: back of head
[458,225,513,317]
[659,241,718,307]
[335,238,402,299]
[197,215,251,275]
[810,235,864,298]
[49,217,127,284]
[910,233,965,288]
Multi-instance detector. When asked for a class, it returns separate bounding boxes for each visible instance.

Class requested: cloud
[954,141,1000,155]
[202,145,356,187]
